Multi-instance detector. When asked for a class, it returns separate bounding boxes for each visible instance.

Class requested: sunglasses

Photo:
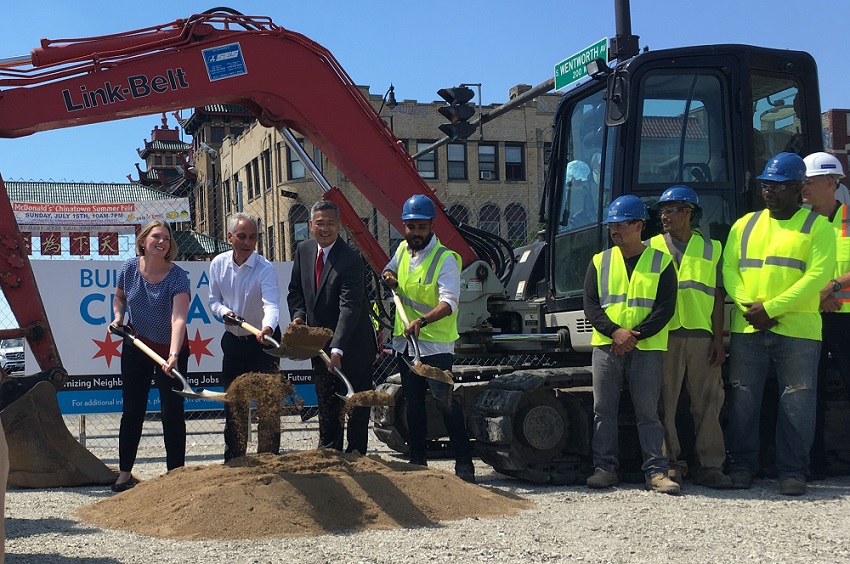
[759,181,800,193]
[659,206,690,216]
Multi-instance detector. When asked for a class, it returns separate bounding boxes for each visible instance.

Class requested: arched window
[288,204,309,256]
[478,203,501,236]
[505,203,528,248]
[447,203,470,225]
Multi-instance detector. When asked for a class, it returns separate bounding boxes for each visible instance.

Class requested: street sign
[554,38,608,91]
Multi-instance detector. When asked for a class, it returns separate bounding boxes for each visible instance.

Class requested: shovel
[108,325,227,401]
[222,315,364,403]
[387,287,454,385]
[221,313,288,358]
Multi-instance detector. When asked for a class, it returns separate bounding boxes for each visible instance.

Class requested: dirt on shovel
[286,323,394,408]
[283,324,333,352]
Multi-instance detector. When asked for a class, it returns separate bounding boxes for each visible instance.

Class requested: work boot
[694,468,733,489]
[409,455,428,467]
[729,470,754,490]
[586,468,619,489]
[667,466,684,486]
[455,462,476,484]
[646,473,681,495]
[779,477,807,496]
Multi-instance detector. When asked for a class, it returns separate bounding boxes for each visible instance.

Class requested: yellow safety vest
[649,233,720,332]
[729,208,829,337]
[393,240,460,343]
[591,246,672,351]
[831,204,850,310]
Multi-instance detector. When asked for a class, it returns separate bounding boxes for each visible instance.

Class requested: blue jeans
[591,346,668,478]
[398,353,472,465]
[726,331,820,480]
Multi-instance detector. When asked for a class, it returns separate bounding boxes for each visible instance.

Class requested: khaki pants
[660,334,726,474]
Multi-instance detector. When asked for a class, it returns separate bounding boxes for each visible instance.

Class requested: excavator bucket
[0,381,116,488]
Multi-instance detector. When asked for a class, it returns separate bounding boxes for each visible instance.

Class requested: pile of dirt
[78,450,531,540]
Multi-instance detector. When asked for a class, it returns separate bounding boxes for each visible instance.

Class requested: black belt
[227,332,254,341]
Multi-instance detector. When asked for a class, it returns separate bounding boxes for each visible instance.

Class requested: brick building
[822,108,850,174]
[179,85,560,261]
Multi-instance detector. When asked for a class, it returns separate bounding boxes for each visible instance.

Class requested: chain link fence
[0,122,552,455]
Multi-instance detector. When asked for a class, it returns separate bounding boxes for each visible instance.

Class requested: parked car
[0,338,24,373]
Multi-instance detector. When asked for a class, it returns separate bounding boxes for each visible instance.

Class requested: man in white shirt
[209,212,281,461]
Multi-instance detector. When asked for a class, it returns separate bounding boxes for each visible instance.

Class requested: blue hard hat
[658,185,699,207]
[401,194,436,220]
[602,195,648,224]
[756,152,807,183]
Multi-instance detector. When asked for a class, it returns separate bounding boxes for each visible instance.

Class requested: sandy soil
[76,449,531,540]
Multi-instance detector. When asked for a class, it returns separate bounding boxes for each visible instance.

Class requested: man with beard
[723,152,835,495]
[382,194,474,483]
[583,195,680,494]
[288,201,377,454]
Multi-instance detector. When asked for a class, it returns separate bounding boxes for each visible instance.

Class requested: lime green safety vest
[591,246,672,351]
[649,233,721,332]
[831,204,850,311]
[732,209,825,336]
[393,241,460,343]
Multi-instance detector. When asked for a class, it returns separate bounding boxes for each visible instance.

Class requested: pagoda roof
[6,181,182,203]
[177,105,255,134]
[138,139,192,158]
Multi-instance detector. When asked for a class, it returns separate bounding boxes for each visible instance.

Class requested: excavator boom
[0,10,482,487]
[0,12,476,265]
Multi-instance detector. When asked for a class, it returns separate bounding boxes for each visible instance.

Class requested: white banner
[13,199,191,225]
[26,259,313,413]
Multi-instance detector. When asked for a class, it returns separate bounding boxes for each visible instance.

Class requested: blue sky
[0,0,847,183]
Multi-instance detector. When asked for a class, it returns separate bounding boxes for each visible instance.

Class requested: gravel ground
[5,438,850,564]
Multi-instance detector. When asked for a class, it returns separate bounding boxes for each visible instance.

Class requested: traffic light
[437,86,477,140]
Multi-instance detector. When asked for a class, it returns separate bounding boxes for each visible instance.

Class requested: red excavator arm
[0,10,483,487]
[0,11,477,267]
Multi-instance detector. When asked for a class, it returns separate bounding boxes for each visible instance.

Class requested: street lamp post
[378,83,398,132]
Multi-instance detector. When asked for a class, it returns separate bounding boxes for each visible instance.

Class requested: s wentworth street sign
[554,38,609,91]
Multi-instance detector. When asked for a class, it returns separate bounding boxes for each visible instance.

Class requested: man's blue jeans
[726,331,820,480]
[591,346,668,478]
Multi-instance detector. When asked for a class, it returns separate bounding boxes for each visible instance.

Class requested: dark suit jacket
[287,237,377,371]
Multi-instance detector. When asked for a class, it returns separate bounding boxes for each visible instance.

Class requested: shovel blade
[173,388,227,402]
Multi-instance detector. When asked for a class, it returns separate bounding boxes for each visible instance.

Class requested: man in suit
[287,200,376,454]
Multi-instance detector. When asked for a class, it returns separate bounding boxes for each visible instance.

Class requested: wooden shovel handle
[222,313,283,348]
[390,290,412,326]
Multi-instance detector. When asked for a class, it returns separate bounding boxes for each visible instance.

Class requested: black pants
[221,330,281,461]
[811,312,850,471]
[398,352,472,465]
[314,354,372,454]
[119,342,188,472]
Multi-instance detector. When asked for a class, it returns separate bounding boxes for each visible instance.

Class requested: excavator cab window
[633,69,735,244]
[551,87,614,299]
[751,74,803,164]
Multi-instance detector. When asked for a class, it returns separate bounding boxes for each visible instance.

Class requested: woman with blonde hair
[110,220,190,492]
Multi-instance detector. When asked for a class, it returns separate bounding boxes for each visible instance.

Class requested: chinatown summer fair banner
[27,260,313,414]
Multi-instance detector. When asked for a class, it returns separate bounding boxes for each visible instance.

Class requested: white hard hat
[804,152,845,179]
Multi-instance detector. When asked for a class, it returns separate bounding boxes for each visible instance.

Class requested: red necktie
[315,247,324,288]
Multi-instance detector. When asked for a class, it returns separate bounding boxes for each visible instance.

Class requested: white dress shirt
[209,250,280,337]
